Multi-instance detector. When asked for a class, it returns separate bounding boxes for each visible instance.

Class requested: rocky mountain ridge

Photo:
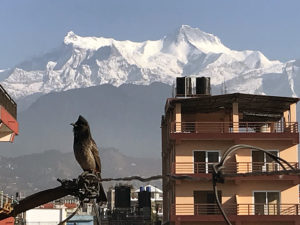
[0,148,161,196]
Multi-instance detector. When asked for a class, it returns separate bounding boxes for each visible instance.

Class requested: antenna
[222,76,227,94]
[171,81,175,98]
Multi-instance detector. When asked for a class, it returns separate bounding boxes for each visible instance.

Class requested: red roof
[0,217,14,225]
[64,203,77,209]
[40,203,54,209]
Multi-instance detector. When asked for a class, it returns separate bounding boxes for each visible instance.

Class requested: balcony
[174,162,299,174]
[172,162,300,182]
[171,203,300,223]
[173,203,300,216]
[171,121,298,133]
[170,121,299,144]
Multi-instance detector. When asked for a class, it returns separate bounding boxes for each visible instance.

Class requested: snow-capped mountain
[1,25,299,100]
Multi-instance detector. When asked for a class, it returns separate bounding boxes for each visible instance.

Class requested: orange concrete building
[0,84,18,142]
[161,77,300,225]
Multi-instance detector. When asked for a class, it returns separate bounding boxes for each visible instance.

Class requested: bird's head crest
[71,115,90,137]
[77,115,88,125]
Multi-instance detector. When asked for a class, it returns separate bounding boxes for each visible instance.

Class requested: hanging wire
[57,201,83,225]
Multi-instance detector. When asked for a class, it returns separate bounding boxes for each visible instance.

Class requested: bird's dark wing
[90,138,102,173]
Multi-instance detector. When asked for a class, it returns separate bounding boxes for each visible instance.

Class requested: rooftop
[0,84,17,119]
[165,93,299,121]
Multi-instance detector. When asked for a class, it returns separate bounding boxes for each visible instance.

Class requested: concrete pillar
[290,103,297,122]
[283,110,289,123]
[175,103,182,132]
[290,103,297,133]
[283,110,290,132]
[226,114,230,133]
[232,102,239,133]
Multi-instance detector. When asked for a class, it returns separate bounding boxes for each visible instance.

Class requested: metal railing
[173,162,299,174]
[173,203,300,216]
[170,122,298,134]
[0,84,17,119]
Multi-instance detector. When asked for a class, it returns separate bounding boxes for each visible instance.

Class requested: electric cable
[212,144,298,225]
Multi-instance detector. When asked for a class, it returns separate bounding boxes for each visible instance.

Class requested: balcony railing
[170,122,298,134]
[173,162,299,174]
[0,84,17,119]
[173,203,300,216]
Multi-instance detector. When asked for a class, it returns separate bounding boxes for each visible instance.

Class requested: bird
[71,115,107,202]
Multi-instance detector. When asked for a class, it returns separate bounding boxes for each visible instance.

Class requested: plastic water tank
[196,77,211,95]
[115,186,131,208]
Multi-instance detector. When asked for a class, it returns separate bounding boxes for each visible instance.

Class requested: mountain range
[0,148,161,196]
[1,25,300,104]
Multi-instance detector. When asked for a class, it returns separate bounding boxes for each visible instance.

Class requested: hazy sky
[0,0,299,68]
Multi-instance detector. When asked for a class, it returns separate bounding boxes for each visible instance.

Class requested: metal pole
[0,191,3,208]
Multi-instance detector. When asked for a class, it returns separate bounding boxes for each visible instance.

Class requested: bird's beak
[70,123,76,127]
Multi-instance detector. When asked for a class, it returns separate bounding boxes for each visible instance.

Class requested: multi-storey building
[0,84,18,225]
[0,84,18,142]
[0,192,14,225]
[161,77,300,225]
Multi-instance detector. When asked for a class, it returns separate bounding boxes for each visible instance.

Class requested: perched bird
[71,115,107,202]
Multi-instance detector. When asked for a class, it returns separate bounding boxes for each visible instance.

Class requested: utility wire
[100,175,163,182]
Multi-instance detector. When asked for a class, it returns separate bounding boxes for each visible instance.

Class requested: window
[252,150,279,172]
[194,191,222,215]
[254,191,280,215]
[194,151,220,173]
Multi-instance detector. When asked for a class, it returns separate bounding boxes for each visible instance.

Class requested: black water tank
[196,77,211,95]
[115,186,131,208]
[138,191,151,208]
[176,77,185,96]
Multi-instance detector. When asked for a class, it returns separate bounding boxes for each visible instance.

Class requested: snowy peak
[64,31,113,50]
[243,50,275,68]
[164,25,231,54]
[64,31,77,42]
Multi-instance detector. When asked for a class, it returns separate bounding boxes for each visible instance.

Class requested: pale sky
[0,0,299,68]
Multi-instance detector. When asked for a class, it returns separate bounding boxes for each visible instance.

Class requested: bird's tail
[96,172,107,203]
[98,183,107,203]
